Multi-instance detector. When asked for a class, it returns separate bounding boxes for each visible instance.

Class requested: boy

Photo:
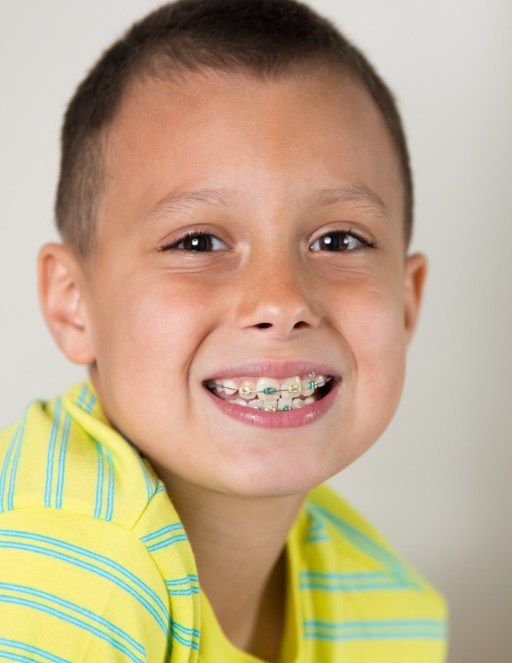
[0,0,447,661]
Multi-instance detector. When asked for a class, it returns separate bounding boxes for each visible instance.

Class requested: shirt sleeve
[0,507,170,663]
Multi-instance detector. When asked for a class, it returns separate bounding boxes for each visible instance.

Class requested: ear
[38,243,95,365]
[403,252,428,345]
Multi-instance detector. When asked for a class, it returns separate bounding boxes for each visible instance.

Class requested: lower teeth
[229,395,317,411]
[207,375,331,411]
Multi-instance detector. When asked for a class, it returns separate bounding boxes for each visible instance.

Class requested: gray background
[1,1,511,660]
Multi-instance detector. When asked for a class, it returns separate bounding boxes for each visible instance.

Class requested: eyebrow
[144,183,388,222]
[144,188,230,222]
[312,185,389,218]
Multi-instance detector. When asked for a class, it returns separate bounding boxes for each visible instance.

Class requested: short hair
[56,0,413,256]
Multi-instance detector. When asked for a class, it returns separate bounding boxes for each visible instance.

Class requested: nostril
[256,322,272,329]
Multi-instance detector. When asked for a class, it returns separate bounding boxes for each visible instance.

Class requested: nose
[234,250,321,340]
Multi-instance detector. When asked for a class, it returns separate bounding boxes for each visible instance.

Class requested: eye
[160,230,228,253]
[309,230,373,252]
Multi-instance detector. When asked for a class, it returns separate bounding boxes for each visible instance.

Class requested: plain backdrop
[1,1,511,661]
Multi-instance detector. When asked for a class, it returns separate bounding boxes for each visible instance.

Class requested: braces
[210,375,331,397]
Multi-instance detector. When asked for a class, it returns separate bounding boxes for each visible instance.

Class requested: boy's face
[61,69,425,497]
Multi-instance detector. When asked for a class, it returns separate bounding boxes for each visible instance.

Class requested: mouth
[204,373,337,412]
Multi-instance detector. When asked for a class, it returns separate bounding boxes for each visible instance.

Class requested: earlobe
[38,243,95,365]
[404,252,428,345]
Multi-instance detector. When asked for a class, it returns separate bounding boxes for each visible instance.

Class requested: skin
[39,68,426,660]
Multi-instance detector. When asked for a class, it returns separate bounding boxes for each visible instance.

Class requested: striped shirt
[0,383,447,662]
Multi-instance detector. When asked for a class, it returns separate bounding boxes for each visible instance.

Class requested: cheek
[88,278,213,442]
[337,281,407,404]
[95,277,219,382]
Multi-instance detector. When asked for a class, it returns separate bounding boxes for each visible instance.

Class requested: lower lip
[204,381,340,429]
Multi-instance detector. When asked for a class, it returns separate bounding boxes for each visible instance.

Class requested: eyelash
[309,229,376,252]
[159,228,376,253]
[159,230,227,253]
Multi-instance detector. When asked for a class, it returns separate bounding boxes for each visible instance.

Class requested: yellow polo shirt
[0,383,447,662]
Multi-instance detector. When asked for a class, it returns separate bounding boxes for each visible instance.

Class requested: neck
[161,473,305,661]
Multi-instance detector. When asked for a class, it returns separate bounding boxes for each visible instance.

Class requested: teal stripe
[105,449,114,521]
[0,584,144,656]
[303,618,447,642]
[0,594,144,663]
[0,529,167,616]
[304,630,446,642]
[306,512,328,543]
[44,400,62,508]
[167,588,200,596]
[0,535,168,636]
[307,514,325,531]
[135,456,155,501]
[300,582,405,592]
[7,412,27,511]
[94,442,105,519]
[171,622,200,650]
[140,523,184,543]
[171,631,200,651]
[309,504,416,586]
[85,394,97,414]
[76,385,88,409]
[306,535,329,543]
[166,575,200,596]
[142,472,154,501]
[299,570,405,592]
[155,484,167,495]
[0,429,18,511]
[301,571,392,579]
[55,414,71,509]
[166,575,199,586]
[147,534,188,552]
[0,638,71,663]
[0,650,39,663]
[1,410,28,513]
[75,384,96,414]
[304,619,446,629]
[173,622,201,639]
[93,443,115,521]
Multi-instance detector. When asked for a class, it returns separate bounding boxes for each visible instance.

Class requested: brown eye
[310,231,366,252]
[161,232,227,252]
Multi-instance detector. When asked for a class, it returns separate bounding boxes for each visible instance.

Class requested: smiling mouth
[204,374,336,412]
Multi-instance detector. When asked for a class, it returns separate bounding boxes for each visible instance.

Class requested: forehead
[98,68,403,237]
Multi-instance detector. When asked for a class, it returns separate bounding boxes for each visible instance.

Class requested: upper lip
[203,360,341,382]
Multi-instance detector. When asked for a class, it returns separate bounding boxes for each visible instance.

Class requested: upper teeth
[208,374,330,400]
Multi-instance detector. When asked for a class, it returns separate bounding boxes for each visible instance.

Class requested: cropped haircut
[56,0,413,257]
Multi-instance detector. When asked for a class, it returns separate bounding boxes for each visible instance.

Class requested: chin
[214,452,341,499]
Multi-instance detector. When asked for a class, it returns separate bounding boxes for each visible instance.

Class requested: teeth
[227,394,322,411]
[256,378,280,400]
[301,378,314,397]
[239,380,257,400]
[231,398,248,406]
[280,376,302,396]
[277,395,293,411]
[220,379,237,396]
[208,374,332,406]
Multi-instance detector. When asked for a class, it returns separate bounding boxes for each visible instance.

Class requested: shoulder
[0,383,161,528]
[306,482,403,548]
[0,384,201,659]
[287,485,448,662]
[300,483,448,619]
[0,383,178,599]
[0,504,175,661]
